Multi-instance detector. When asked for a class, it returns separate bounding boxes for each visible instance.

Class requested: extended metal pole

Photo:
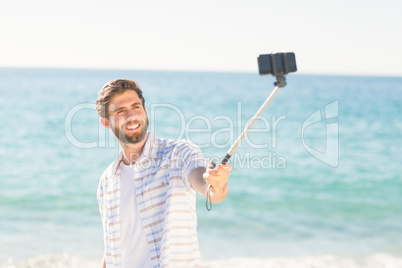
[206,84,282,210]
[207,53,296,210]
[220,85,281,165]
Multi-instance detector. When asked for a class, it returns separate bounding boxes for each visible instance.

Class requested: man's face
[105,90,149,145]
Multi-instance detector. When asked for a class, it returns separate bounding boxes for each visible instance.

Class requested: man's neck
[120,132,149,165]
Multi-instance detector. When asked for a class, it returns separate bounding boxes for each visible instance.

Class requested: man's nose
[125,108,139,120]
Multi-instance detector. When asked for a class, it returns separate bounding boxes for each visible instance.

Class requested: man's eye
[116,110,124,114]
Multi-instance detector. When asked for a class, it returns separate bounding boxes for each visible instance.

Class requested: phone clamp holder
[257,52,297,87]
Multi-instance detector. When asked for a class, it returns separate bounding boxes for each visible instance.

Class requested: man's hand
[202,162,232,203]
[188,162,232,204]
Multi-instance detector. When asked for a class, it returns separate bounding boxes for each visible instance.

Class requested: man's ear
[101,117,111,129]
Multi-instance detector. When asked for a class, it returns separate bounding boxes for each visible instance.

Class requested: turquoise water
[0,68,401,262]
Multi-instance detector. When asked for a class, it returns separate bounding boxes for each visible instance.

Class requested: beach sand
[2,253,402,268]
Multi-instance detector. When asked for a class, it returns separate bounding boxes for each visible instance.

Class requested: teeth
[127,124,139,130]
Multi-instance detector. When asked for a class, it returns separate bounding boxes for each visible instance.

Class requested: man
[96,79,231,268]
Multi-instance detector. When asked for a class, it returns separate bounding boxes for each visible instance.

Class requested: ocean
[0,68,401,267]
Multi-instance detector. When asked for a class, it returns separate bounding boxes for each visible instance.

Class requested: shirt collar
[112,131,155,175]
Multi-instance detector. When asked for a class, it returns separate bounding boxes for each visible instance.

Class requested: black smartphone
[258,52,297,76]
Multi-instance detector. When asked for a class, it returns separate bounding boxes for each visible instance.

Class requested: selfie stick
[219,77,285,165]
[207,52,297,210]
[219,52,296,166]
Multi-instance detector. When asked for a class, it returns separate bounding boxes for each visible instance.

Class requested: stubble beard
[112,117,149,146]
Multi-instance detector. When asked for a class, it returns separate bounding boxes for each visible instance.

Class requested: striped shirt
[97,131,209,268]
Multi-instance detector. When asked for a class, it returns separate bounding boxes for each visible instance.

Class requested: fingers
[221,163,232,171]
[207,162,232,173]
[203,163,232,187]
[208,161,216,169]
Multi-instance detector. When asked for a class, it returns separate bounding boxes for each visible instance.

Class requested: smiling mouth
[125,122,141,131]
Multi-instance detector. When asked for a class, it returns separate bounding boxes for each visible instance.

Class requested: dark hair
[96,79,145,118]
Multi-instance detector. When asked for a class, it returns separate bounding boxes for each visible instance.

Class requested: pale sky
[1,0,401,76]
